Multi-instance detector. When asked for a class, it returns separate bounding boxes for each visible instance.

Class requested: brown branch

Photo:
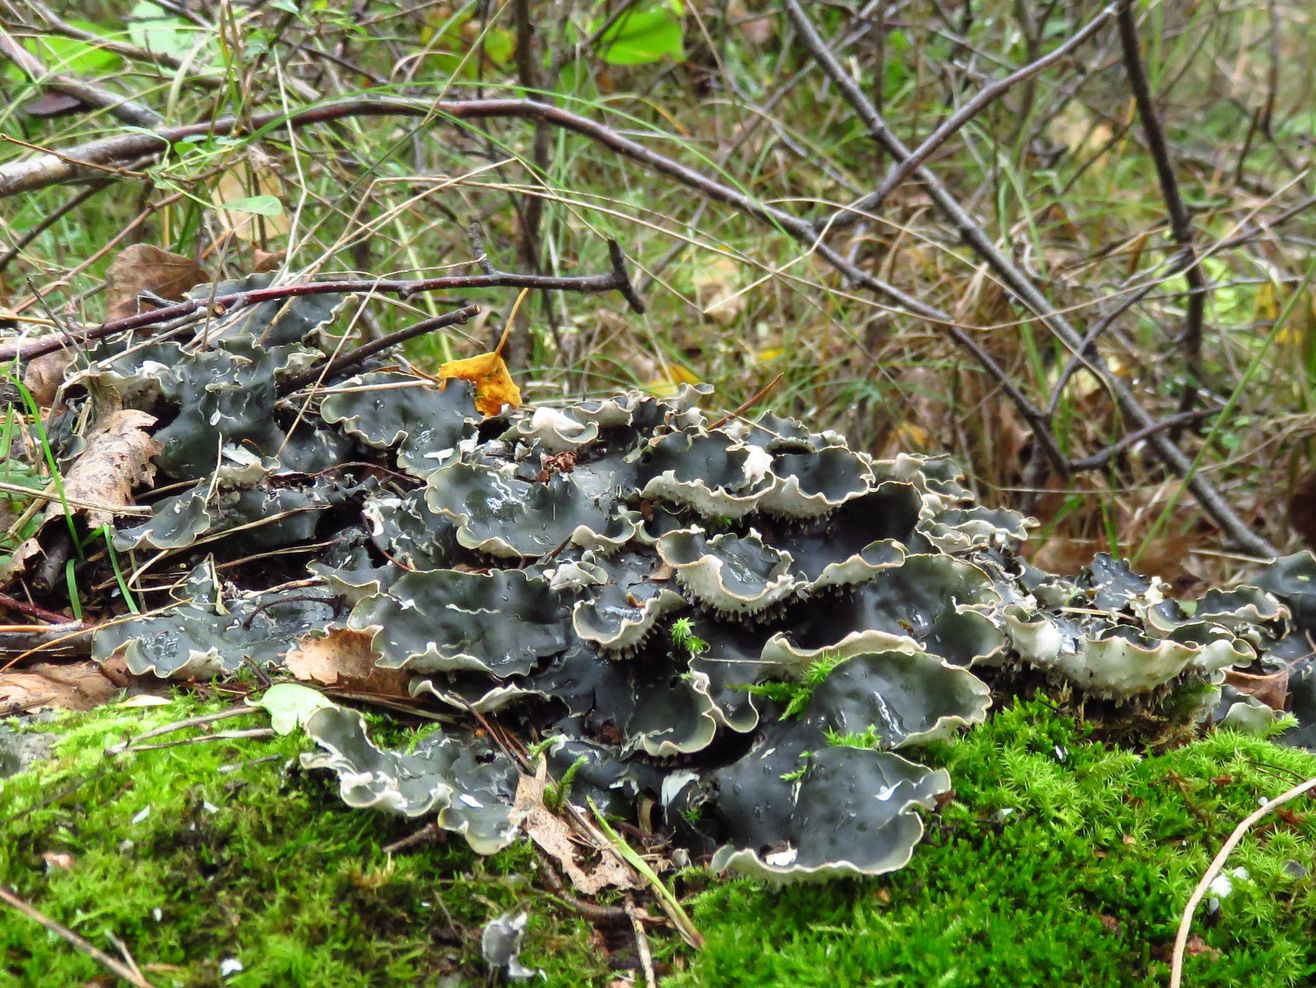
[0,592,74,624]
[0,885,157,988]
[0,25,163,127]
[825,3,1117,229]
[0,180,109,274]
[0,241,641,363]
[782,0,1276,558]
[278,304,481,392]
[1116,0,1206,433]
[1068,409,1215,472]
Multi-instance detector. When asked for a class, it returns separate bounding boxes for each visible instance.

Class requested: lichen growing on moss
[5,695,1315,985]
[676,697,1316,987]
[0,696,612,987]
[39,276,1316,885]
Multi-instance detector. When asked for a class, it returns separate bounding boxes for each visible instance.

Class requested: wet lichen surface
[681,700,1316,987]
[4,696,1316,986]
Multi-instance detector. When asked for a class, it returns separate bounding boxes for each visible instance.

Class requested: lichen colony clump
[78,282,1316,882]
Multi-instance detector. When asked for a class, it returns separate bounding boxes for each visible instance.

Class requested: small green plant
[824,725,882,749]
[736,651,847,720]
[544,754,589,811]
[779,752,810,782]
[670,616,709,657]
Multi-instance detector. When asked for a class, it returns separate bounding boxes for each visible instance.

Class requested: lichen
[64,289,1316,882]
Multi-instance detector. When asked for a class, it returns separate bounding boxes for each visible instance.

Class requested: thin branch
[0,885,157,988]
[0,242,641,363]
[1116,0,1206,432]
[0,180,109,274]
[1169,776,1316,988]
[1067,409,1214,471]
[824,3,1117,229]
[8,0,222,86]
[782,0,1276,558]
[0,25,163,127]
[278,304,480,392]
[0,592,74,624]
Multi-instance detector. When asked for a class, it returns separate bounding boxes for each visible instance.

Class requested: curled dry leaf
[46,409,160,531]
[21,351,74,406]
[285,627,409,695]
[1223,666,1290,712]
[252,248,285,273]
[104,244,209,322]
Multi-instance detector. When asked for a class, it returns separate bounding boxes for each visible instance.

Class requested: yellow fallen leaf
[643,362,701,398]
[436,318,522,416]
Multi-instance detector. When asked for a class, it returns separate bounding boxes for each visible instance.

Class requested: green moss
[7,694,1316,987]
[0,695,608,987]
[676,697,1316,987]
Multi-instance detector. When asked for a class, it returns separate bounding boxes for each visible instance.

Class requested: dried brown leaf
[285,627,409,695]
[515,765,640,895]
[104,244,208,322]
[21,350,74,406]
[45,409,159,530]
[0,660,121,712]
[1223,666,1290,712]
[251,248,285,273]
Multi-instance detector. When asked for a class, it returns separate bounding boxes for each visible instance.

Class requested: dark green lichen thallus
[79,293,1316,882]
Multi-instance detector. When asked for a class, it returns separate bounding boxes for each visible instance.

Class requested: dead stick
[1169,776,1316,988]
[0,885,157,988]
[0,241,640,363]
[1116,0,1206,435]
[279,304,480,392]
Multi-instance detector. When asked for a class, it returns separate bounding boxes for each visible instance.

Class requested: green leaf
[483,27,515,67]
[17,25,121,77]
[219,195,283,217]
[595,2,684,66]
[128,1,199,60]
[252,683,335,735]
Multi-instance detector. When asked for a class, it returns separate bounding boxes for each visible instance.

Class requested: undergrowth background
[3,0,1316,586]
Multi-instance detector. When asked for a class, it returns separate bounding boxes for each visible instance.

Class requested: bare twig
[0,885,157,988]
[1067,409,1215,471]
[0,242,640,364]
[0,180,109,275]
[626,897,658,988]
[825,3,1117,228]
[0,25,163,127]
[1169,776,1316,988]
[1116,0,1206,433]
[278,304,480,392]
[783,0,1277,558]
[0,592,74,624]
[381,822,442,855]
